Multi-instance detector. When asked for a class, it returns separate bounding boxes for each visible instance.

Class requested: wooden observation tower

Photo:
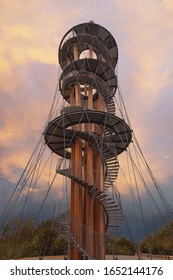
[44,21,132,259]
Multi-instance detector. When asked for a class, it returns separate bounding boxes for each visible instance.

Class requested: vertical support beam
[84,144,94,257]
[83,47,106,259]
[93,151,105,259]
[70,137,83,259]
[70,44,83,259]
[83,48,95,258]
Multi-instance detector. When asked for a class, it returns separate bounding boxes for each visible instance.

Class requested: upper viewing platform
[58,21,118,69]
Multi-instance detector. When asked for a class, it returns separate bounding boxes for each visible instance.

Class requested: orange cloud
[0,0,172,203]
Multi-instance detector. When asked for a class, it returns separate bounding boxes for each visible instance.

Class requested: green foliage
[0,218,67,259]
[1,218,173,259]
[140,222,173,255]
[107,222,173,256]
[106,236,136,255]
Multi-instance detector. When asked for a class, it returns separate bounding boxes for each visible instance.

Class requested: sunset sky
[0,0,173,238]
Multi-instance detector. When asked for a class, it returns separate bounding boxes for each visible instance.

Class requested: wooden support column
[94,87,106,259]
[84,144,94,257]
[70,44,83,259]
[93,152,105,259]
[84,47,106,259]
[84,80,95,257]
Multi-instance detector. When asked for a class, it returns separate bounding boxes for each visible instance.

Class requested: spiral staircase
[44,21,132,259]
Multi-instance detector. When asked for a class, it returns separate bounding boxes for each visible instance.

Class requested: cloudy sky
[0,0,173,239]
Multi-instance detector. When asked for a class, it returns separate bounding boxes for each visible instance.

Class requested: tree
[0,218,67,259]
[140,222,173,255]
[106,236,136,255]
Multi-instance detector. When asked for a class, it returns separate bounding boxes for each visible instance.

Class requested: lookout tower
[44,22,132,259]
